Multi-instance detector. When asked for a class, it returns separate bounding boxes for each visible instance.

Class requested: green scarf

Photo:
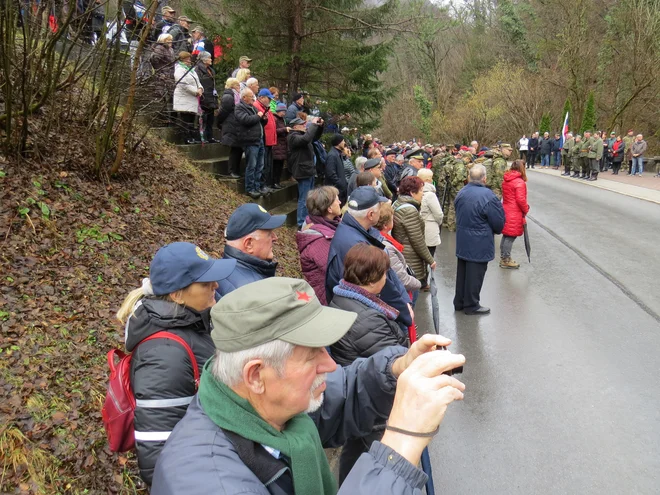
[198,360,337,494]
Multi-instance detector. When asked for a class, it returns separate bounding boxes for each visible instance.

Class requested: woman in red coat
[500,160,530,269]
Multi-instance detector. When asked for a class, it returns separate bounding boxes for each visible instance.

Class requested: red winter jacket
[253,100,277,147]
[501,170,530,237]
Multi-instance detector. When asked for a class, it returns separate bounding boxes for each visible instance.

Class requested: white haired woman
[117,242,235,486]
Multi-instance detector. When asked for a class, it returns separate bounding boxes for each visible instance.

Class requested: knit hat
[275,103,287,112]
[331,134,345,147]
[292,92,304,101]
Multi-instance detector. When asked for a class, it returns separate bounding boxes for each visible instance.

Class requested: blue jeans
[631,156,644,175]
[244,142,265,193]
[553,151,561,167]
[296,177,315,227]
[541,154,550,167]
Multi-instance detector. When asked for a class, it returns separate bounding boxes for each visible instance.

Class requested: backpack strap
[394,203,416,212]
[139,331,200,388]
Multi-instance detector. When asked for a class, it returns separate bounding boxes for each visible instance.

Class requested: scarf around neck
[198,360,336,494]
[333,279,399,320]
[307,214,340,231]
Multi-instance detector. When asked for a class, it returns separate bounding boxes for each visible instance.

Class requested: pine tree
[580,92,597,133]
[539,113,551,134]
[219,0,400,130]
[412,85,432,142]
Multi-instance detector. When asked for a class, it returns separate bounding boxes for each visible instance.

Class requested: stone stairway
[149,126,299,225]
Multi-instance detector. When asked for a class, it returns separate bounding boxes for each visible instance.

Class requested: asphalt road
[415,173,660,494]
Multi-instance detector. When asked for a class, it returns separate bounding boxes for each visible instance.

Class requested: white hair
[211,340,295,387]
[240,88,254,98]
[198,50,211,61]
[246,77,258,87]
[355,156,367,171]
[347,203,380,219]
[157,33,173,43]
[469,164,487,182]
[566,132,573,138]
[395,154,404,162]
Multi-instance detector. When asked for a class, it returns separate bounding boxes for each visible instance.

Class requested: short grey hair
[566,132,573,138]
[211,340,295,387]
[198,50,211,61]
[355,156,367,171]
[246,77,258,87]
[157,33,173,43]
[395,154,404,162]
[469,164,487,182]
[348,203,380,219]
[240,88,254,98]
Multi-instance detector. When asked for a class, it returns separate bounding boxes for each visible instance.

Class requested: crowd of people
[518,129,652,180]
[112,112,537,492]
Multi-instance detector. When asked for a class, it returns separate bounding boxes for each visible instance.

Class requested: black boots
[588,172,598,181]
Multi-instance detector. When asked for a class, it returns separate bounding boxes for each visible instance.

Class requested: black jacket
[329,295,407,366]
[125,298,215,486]
[216,245,278,297]
[194,62,218,110]
[324,147,348,202]
[287,123,324,179]
[218,89,239,146]
[528,137,539,153]
[539,138,553,154]
[234,100,264,147]
[273,113,288,161]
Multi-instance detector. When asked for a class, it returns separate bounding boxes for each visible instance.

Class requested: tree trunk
[287,0,303,97]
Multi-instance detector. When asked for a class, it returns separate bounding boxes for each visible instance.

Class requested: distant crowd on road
[517,130,654,180]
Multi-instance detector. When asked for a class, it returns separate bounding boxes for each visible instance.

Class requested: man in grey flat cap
[152,277,465,495]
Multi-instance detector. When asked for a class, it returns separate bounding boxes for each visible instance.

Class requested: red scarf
[380,230,403,252]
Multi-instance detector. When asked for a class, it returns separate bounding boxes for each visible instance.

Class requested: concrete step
[268,199,299,226]
[150,126,222,145]
[176,142,231,161]
[193,157,243,177]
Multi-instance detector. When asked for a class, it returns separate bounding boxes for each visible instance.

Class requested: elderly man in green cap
[152,277,465,495]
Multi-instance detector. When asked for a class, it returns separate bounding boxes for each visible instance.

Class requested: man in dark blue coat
[285,92,305,123]
[217,204,286,297]
[453,164,505,315]
[326,187,413,328]
[324,134,348,204]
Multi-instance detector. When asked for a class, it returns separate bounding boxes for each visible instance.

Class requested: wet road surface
[415,173,660,494]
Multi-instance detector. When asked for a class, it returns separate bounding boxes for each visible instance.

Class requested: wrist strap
[385,422,439,438]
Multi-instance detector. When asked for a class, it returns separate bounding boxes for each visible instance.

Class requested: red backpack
[102,331,199,452]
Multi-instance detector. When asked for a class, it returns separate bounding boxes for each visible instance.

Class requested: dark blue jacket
[216,245,278,297]
[528,137,539,153]
[151,347,431,495]
[454,182,506,262]
[326,213,412,326]
[552,138,562,153]
[324,147,348,203]
[384,162,402,195]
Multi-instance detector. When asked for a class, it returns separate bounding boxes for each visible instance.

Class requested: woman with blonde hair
[118,242,235,486]
[235,68,251,90]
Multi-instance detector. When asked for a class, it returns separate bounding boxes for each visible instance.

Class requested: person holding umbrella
[499,160,530,269]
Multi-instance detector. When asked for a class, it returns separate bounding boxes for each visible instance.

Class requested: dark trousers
[200,108,215,142]
[228,146,243,176]
[262,146,273,186]
[527,152,537,168]
[272,159,284,185]
[453,258,488,313]
[428,245,437,258]
[178,112,197,141]
[338,429,384,487]
[519,150,527,162]
[612,161,622,174]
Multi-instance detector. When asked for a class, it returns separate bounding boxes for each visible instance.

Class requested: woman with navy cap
[116,242,236,486]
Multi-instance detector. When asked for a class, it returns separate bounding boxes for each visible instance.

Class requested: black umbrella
[523,223,531,262]
[429,269,440,334]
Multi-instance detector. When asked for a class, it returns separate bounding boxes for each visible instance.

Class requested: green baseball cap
[210,278,358,352]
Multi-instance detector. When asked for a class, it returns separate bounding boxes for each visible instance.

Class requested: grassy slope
[0,122,302,494]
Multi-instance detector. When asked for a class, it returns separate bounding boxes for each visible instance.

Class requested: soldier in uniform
[480,144,511,200]
[579,131,593,179]
[622,129,635,174]
[587,131,604,181]
[440,152,469,231]
[561,133,574,176]
[570,135,582,177]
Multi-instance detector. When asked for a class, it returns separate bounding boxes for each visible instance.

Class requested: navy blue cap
[150,242,236,295]
[258,88,274,99]
[225,203,286,241]
[346,186,388,211]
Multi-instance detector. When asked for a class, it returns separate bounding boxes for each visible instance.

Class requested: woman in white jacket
[173,51,202,144]
[417,169,444,259]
